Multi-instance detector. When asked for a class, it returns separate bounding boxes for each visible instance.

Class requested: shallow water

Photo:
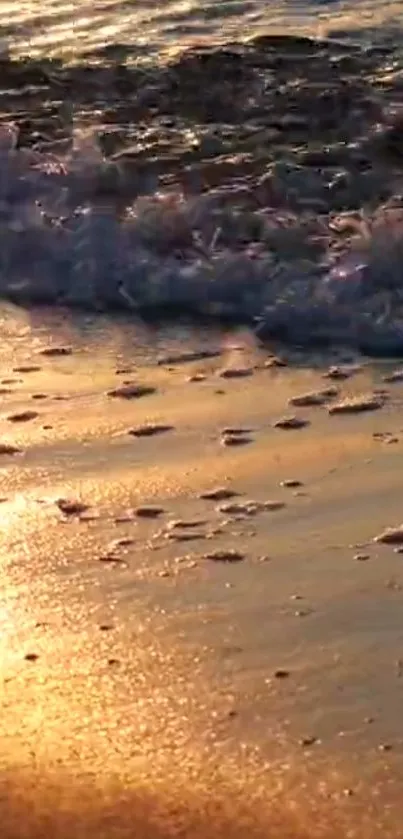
[1,0,403,61]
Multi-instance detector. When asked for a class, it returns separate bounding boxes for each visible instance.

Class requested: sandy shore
[2,305,403,837]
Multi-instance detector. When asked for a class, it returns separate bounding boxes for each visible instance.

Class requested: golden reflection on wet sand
[1,311,403,836]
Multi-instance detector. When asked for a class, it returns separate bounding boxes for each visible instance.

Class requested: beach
[1,307,403,836]
[2,0,403,833]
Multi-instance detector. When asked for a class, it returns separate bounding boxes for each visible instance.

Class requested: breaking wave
[2,116,403,355]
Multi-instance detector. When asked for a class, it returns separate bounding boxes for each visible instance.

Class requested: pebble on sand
[107,384,156,399]
[128,424,173,437]
[221,427,253,435]
[203,549,245,562]
[39,346,73,357]
[324,365,358,380]
[109,537,135,549]
[218,502,255,515]
[7,410,39,423]
[273,416,310,430]
[98,554,126,564]
[281,479,303,488]
[56,498,90,516]
[166,531,205,542]
[264,357,287,368]
[218,500,285,515]
[13,365,41,373]
[187,373,207,382]
[0,443,22,454]
[328,395,384,415]
[167,519,207,530]
[135,505,164,518]
[299,736,318,747]
[374,526,403,545]
[218,367,253,379]
[221,433,252,446]
[24,653,39,662]
[199,487,240,501]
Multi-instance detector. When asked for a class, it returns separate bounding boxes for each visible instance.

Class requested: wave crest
[1,121,403,354]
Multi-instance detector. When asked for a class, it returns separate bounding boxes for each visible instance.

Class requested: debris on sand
[204,549,245,562]
[199,487,240,501]
[107,384,156,399]
[328,395,384,415]
[289,387,338,407]
[374,526,403,545]
[7,410,38,423]
[273,415,310,430]
[128,424,173,437]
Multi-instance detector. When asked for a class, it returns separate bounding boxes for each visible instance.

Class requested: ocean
[2,0,403,62]
[1,0,403,352]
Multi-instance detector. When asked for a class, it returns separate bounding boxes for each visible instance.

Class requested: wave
[1,37,403,354]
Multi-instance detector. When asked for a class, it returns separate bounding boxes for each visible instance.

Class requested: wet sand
[2,305,403,836]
